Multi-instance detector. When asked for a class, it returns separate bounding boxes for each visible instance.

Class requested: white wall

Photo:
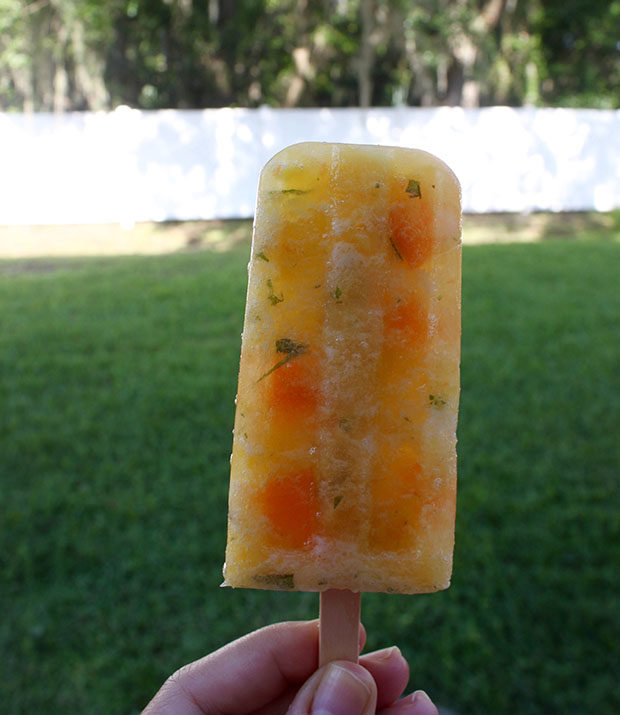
[1,106,619,225]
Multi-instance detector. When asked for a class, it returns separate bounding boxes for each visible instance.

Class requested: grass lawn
[1,225,619,713]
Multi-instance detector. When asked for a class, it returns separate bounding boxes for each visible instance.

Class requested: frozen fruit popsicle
[224,142,461,597]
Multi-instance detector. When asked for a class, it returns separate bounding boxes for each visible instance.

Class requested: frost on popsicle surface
[224,142,461,595]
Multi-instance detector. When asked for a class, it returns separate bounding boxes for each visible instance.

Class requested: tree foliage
[1,0,619,111]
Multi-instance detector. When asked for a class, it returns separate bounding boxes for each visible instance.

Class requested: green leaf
[406,179,422,198]
[339,417,353,432]
[257,338,309,382]
[389,234,403,260]
[266,278,284,305]
[268,189,311,196]
[275,338,308,356]
[253,573,295,589]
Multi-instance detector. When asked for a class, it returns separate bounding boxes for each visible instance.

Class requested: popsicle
[224,142,461,601]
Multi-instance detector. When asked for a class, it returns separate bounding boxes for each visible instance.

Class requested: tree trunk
[284,0,312,107]
[358,0,374,107]
[70,17,109,110]
[445,0,507,107]
[52,13,70,113]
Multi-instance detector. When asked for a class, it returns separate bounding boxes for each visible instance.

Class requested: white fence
[1,106,619,225]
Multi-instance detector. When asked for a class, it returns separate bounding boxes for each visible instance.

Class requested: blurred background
[2,0,619,111]
[1,1,619,713]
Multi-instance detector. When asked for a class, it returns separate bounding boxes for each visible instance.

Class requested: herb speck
[389,234,403,260]
[406,179,422,198]
[266,278,284,305]
[257,339,309,382]
[253,573,295,589]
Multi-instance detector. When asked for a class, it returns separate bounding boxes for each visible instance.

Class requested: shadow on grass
[462,210,620,244]
[1,212,619,265]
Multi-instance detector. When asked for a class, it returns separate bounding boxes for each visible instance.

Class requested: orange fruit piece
[388,200,434,268]
[370,445,425,551]
[260,469,318,550]
[383,298,430,348]
[268,354,318,417]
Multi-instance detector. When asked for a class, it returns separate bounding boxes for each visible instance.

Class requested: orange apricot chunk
[370,445,426,551]
[268,354,318,417]
[383,298,430,348]
[388,200,434,268]
[260,469,318,550]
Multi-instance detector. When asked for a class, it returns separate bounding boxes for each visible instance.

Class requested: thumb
[287,661,377,715]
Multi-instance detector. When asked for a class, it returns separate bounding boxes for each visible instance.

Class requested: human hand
[142,619,438,714]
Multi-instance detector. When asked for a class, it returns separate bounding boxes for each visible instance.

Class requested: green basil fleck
[253,573,295,589]
[389,234,403,260]
[257,339,309,382]
[269,188,310,196]
[406,179,422,198]
[266,278,284,305]
[339,417,353,433]
[275,338,307,355]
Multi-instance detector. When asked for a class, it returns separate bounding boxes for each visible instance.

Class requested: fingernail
[407,690,437,714]
[389,690,438,714]
[371,645,401,660]
[312,663,372,715]
[411,690,432,704]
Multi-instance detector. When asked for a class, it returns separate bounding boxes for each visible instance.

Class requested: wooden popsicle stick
[319,589,362,666]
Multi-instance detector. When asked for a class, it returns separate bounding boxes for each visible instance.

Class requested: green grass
[1,237,619,713]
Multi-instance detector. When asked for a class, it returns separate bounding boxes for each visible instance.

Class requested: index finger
[143,619,368,714]
[144,620,318,714]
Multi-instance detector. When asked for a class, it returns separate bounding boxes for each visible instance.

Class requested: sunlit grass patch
[1,238,619,713]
